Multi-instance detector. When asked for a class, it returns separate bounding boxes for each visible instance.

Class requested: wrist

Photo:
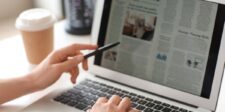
[23,73,41,93]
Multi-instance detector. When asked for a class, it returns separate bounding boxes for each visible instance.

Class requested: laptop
[22,0,225,112]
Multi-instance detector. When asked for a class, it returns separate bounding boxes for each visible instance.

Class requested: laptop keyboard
[53,79,192,112]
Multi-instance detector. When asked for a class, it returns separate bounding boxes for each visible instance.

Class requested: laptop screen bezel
[89,0,225,110]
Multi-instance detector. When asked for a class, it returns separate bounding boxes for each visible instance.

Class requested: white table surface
[0,20,224,112]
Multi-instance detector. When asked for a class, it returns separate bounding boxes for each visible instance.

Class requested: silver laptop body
[22,0,225,112]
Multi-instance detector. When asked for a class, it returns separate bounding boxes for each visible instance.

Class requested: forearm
[0,74,38,105]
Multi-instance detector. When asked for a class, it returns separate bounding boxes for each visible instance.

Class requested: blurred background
[0,0,96,40]
[0,0,63,40]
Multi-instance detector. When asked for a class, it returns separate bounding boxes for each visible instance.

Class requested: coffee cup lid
[16,8,57,32]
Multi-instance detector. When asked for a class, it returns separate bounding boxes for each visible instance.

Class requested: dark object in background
[64,0,95,35]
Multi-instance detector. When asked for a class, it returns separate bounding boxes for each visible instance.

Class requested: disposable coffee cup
[16,8,56,64]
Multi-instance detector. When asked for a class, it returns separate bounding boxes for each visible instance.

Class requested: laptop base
[21,75,207,112]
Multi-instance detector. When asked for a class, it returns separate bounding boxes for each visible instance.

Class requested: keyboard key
[54,96,64,102]
[137,95,145,99]
[123,94,132,98]
[83,88,92,93]
[60,97,70,104]
[100,88,109,92]
[138,100,147,105]
[80,91,89,97]
[105,85,114,89]
[97,93,107,97]
[71,95,82,101]
[171,110,179,112]
[145,98,153,102]
[92,85,102,90]
[170,106,179,110]
[121,90,129,94]
[114,88,121,91]
[130,93,137,97]
[153,100,162,104]
[131,97,139,102]
[136,105,146,110]
[162,107,172,112]
[67,100,78,107]
[68,89,82,95]
[179,108,188,112]
[154,110,161,112]
[144,108,154,112]
[162,103,170,107]
[145,102,155,107]
[85,82,94,87]
[154,105,164,110]
[106,94,112,99]
[108,90,117,94]
[131,103,138,108]
[86,94,98,100]
[116,92,125,97]
[61,92,73,97]
[82,98,92,105]
[73,85,84,90]
[90,89,99,95]
[75,103,87,110]
[99,83,107,87]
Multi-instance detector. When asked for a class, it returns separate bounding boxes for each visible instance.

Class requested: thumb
[57,55,84,72]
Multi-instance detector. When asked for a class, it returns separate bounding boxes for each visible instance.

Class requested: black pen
[84,42,120,59]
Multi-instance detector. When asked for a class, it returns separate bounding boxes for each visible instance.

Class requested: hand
[28,43,97,91]
[89,95,139,112]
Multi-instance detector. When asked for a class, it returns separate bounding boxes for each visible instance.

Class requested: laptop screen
[94,0,225,99]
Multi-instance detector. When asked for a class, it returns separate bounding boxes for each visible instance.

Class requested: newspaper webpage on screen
[100,0,218,96]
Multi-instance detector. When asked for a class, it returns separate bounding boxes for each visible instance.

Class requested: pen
[84,42,120,59]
